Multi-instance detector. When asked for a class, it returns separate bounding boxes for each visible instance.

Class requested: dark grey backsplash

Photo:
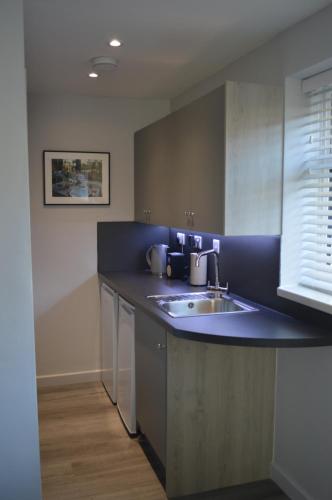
[98,222,332,331]
[169,228,281,308]
[97,222,169,273]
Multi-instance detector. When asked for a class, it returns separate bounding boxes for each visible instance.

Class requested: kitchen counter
[99,271,332,347]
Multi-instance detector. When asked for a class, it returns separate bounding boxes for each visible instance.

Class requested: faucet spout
[195,248,228,293]
[195,248,216,267]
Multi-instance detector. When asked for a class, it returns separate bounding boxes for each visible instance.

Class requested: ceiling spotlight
[89,72,99,78]
[109,38,122,47]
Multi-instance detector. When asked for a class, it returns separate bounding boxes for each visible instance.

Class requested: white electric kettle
[146,244,169,275]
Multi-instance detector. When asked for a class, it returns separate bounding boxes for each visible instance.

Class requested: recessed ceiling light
[109,38,122,47]
[89,72,99,78]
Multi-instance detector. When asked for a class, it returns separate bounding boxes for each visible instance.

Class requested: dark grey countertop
[99,271,332,348]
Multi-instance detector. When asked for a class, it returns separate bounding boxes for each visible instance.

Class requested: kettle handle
[146,245,153,268]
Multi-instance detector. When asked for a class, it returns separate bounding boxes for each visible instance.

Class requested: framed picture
[43,150,110,205]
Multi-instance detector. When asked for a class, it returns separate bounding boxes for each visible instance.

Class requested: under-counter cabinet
[134,80,283,235]
[135,309,276,499]
[136,309,167,465]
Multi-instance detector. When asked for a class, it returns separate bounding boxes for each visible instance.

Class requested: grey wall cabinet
[134,114,174,226]
[134,81,282,235]
[135,309,167,465]
[134,309,276,499]
[169,86,226,233]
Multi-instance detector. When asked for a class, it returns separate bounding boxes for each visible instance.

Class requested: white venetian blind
[301,85,332,295]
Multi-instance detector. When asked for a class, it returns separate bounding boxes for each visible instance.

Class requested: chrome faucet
[195,249,228,293]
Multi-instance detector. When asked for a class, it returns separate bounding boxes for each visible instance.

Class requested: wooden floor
[38,382,289,500]
[38,382,167,500]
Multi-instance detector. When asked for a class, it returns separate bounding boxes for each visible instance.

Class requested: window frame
[278,73,332,314]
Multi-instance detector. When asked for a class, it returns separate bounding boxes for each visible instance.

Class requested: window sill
[277,285,332,315]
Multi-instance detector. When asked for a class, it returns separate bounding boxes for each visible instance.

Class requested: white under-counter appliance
[117,296,136,434]
[100,283,118,403]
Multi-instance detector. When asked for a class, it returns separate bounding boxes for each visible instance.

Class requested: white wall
[28,94,169,384]
[0,1,41,499]
[171,5,332,500]
[273,347,332,500]
[171,4,332,110]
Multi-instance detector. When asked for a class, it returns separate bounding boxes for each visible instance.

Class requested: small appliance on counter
[189,252,207,286]
[166,252,185,279]
[146,243,169,276]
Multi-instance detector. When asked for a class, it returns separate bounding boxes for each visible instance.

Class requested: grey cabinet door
[168,107,194,229]
[135,309,166,465]
[134,126,150,223]
[183,86,225,233]
[169,88,226,232]
[134,114,173,227]
[148,115,174,227]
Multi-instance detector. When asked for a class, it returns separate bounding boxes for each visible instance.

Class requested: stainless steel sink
[147,291,257,318]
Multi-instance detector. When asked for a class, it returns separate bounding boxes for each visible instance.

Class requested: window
[278,70,332,314]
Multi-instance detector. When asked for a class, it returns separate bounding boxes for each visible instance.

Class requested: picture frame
[43,150,110,205]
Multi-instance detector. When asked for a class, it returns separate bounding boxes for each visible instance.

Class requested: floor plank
[38,382,167,500]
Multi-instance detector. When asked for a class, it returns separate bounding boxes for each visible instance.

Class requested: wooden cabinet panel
[166,334,276,498]
[225,81,283,235]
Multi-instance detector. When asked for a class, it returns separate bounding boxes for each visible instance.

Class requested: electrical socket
[177,232,185,245]
[194,235,203,250]
[213,239,220,254]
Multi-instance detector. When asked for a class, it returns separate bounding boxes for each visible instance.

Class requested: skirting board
[37,369,101,387]
[271,462,314,500]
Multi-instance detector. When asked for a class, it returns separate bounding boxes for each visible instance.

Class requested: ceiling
[24,0,332,99]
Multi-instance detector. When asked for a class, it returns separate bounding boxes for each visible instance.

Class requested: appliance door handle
[121,303,135,316]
